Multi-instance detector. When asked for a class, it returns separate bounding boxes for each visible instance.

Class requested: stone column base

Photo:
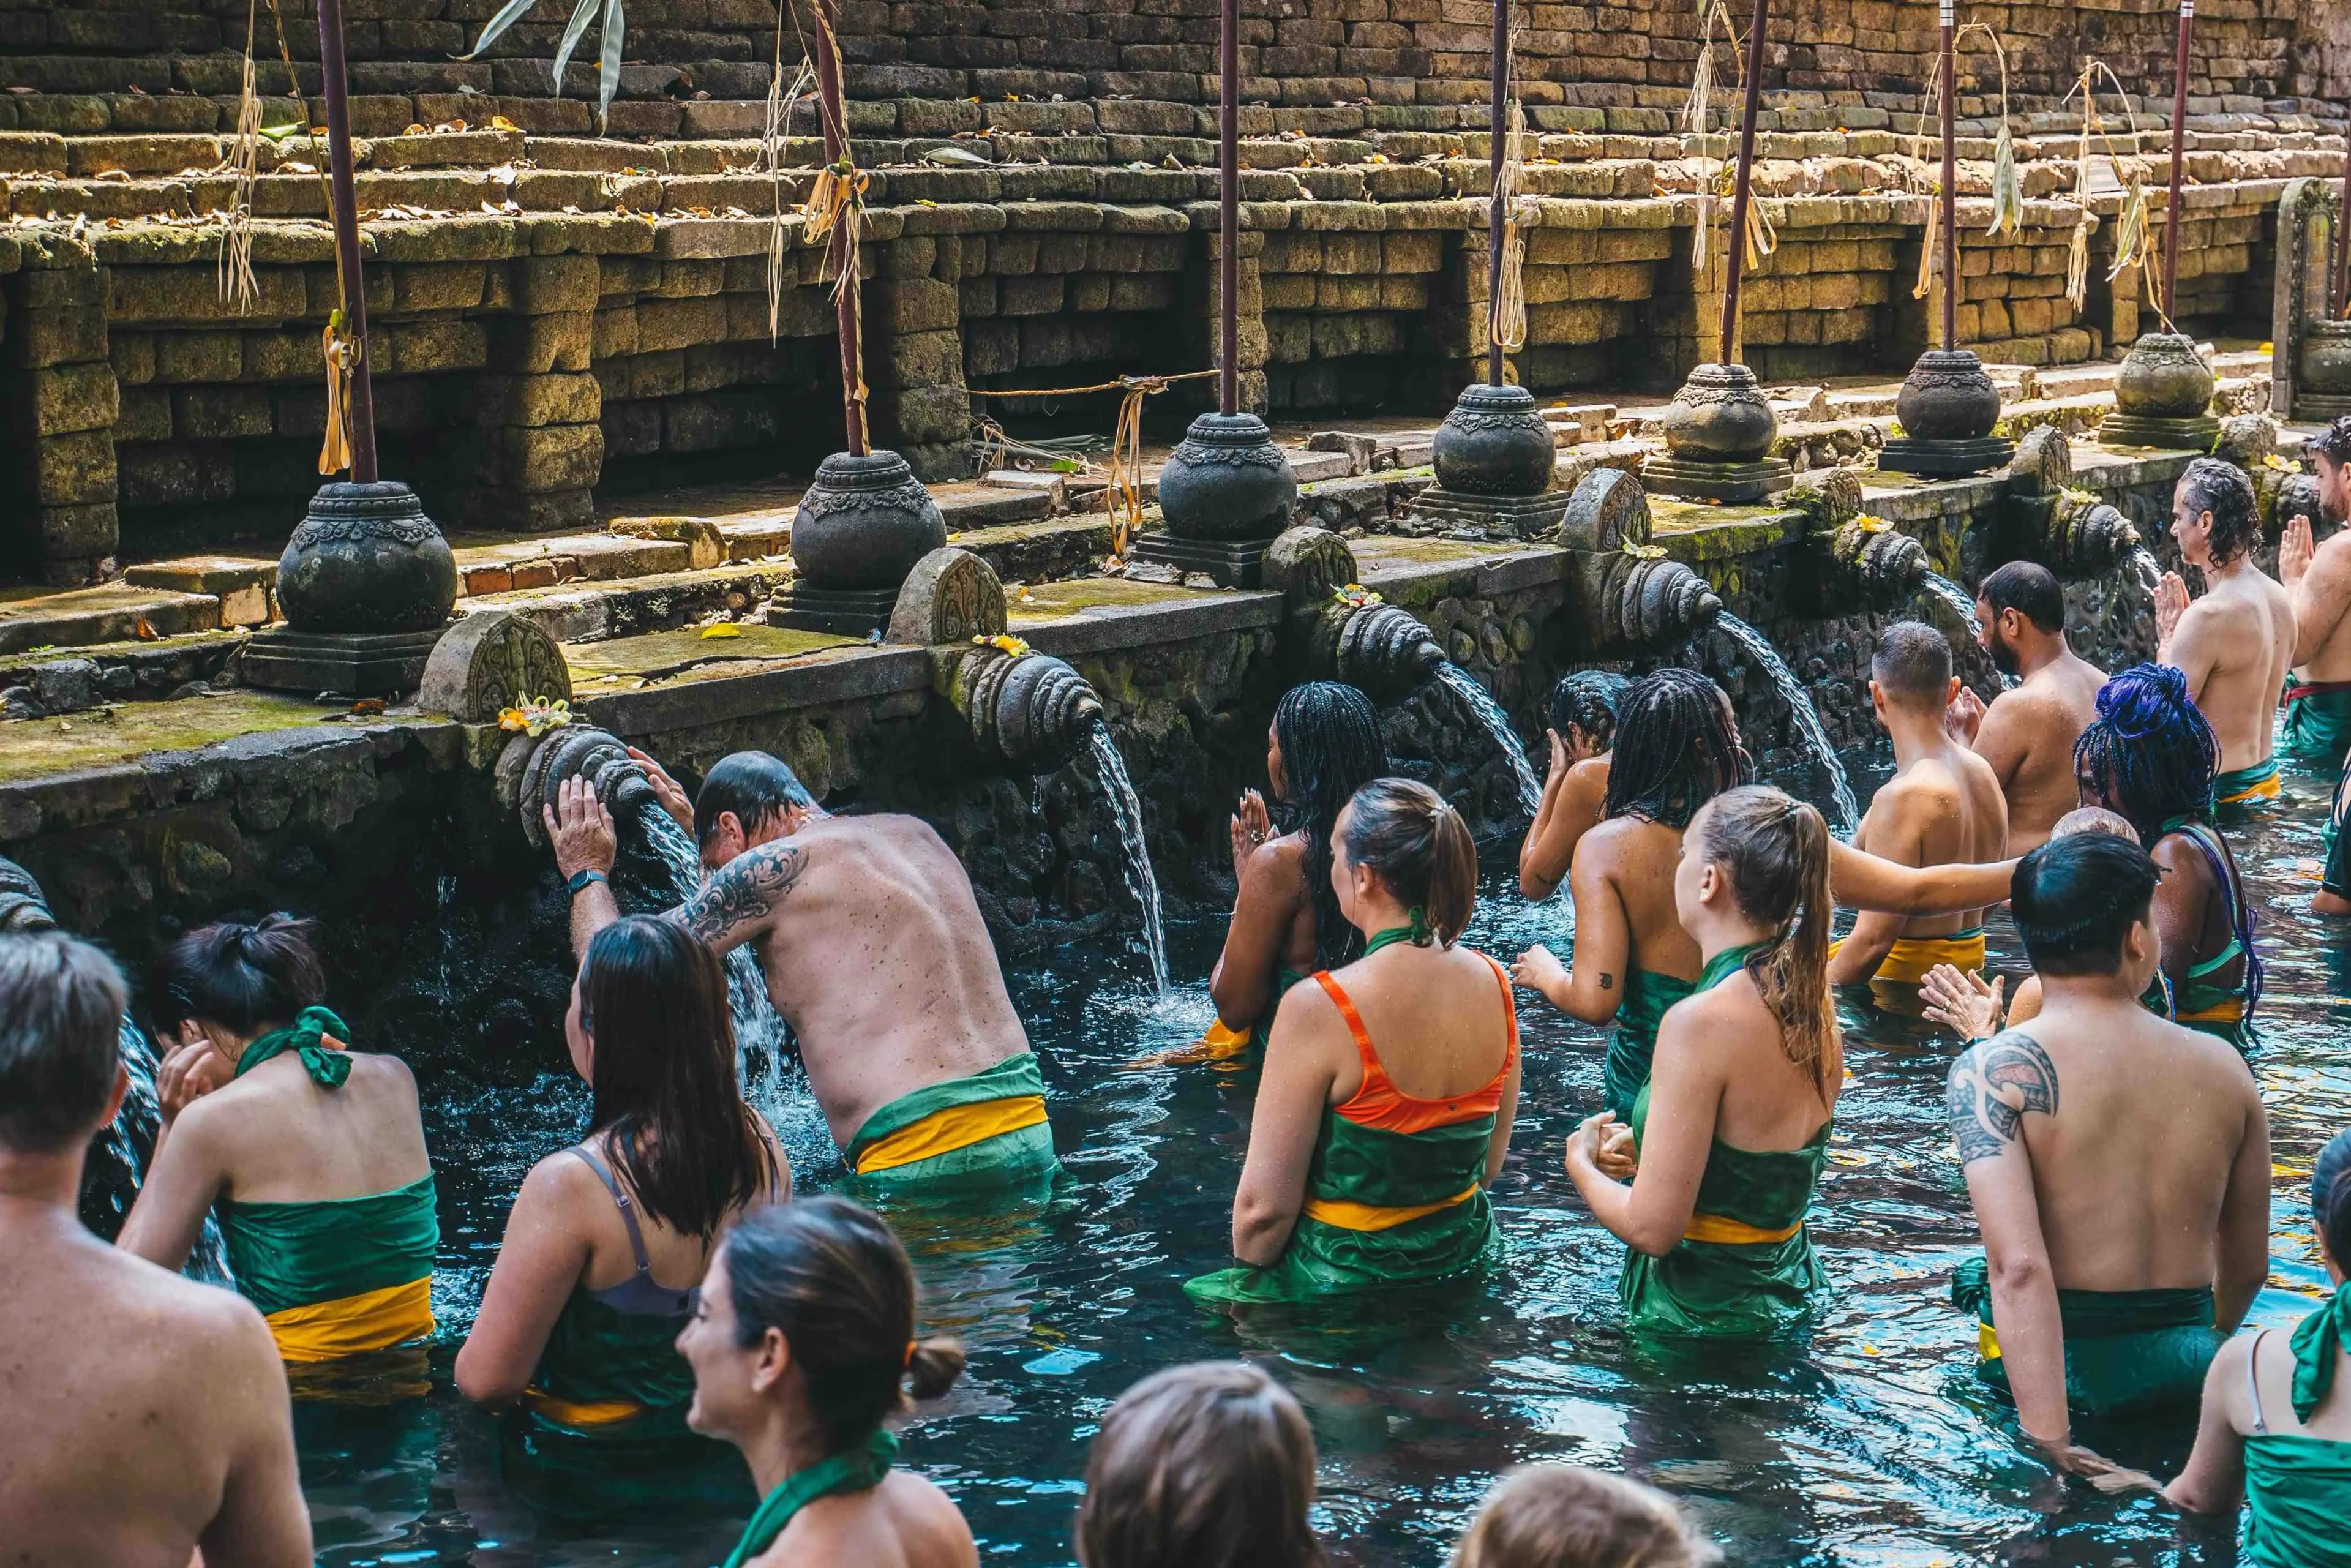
[1877,435,2016,479]
[1641,456,1794,505]
[1408,486,1572,539]
[2099,414,2220,452]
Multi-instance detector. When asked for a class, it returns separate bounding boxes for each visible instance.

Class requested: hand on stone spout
[1944,685,1987,746]
[546,775,618,880]
[2282,514,2316,588]
[626,746,695,834]
[2154,572,2192,655]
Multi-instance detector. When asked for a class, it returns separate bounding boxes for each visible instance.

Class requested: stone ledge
[575,644,928,737]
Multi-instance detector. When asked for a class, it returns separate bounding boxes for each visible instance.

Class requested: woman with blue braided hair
[2072,662,2262,1048]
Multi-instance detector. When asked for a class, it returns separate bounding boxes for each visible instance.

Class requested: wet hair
[1338,777,1478,948]
[1546,670,1631,751]
[152,913,326,1040]
[694,751,816,850]
[2310,416,2351,469]
[579,916,771,1239]
[1075,1361,1322,1568]
[1690,786,1839,1085]
[1271,681,1390,970]
[1870,620,1952,708]
[722,1196,964,1456]
[1603,668,1748,830]
[1451,1465,1719,1568]
[2072,663,2219,846]
[2049,806,2140,844]
[0,932,127,1155]
[2010,832,2161,977]
[2314,1129,2351,1270]
[1979,560,2064,636]
[2178,456,2259,566]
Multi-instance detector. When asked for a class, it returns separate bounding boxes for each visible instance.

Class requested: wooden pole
[811,0,868,455]
[1938,0,1957,351]
[1220,0,1239,416]
[1717,0,1770,362]
[2162,0,2191,321]
[1487,0,1507,388]
[315,0,376,482]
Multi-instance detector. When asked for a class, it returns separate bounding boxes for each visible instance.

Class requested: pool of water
[298,748,2350,1567]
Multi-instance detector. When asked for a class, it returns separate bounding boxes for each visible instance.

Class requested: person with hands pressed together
[2152,457,2295,809]
[1520,671,1630,900]
[1205,682,1389,1060]
[544,748,1055,1190]
[1945,833,2269,1464]
[2274,417,2351,770]
[1564,786,1840,1338]
[1187,778,1519,1305]
[1941,562,2107,853]
[119,915,438,1366]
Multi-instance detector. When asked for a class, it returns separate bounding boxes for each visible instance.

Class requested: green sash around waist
[1184,1106,1499,1306]
[217,1172,438,1319]
[1951,1253,2224,1414]
[2246,1435,2351,1568]
[1603,967,1696,1122]
[843,1051,1058,1191]
[2281,685,2351,768]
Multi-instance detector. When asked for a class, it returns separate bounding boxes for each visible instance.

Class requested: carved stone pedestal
[241,480,458,698]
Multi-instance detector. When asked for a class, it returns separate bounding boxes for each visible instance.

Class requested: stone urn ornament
[2297,318,2351,418]
[241,481,458,697]
[1412,384,1572,538]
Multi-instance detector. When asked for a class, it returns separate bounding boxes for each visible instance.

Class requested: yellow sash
[1682,1212,1804,1245]
[1196,1019,1253,1062]
[1871,931,1986,986]
[2218,768,2281,805]
[522,1388,645,1428]
[2177,999,2246,1025]
[852,1095,1049,1174]
[263,1275,435,1364]
[1302,1184,1478,1233]
[1979,1321,2001,1361]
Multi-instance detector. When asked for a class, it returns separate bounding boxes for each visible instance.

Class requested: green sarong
[1603,967,1696,1122]
[1619,1079,1829,1337]
[2247,1290,2351,1567]
[500,1286,751,1518]
[217,1173,438,1319]
[2214,757,2281,808]
[1184,1102,1499,1306]
[2281,682,2351,769]
[1951,1253,2225,1414]
[843,1052,1059,1192]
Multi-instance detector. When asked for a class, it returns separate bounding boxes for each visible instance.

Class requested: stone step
[0,579,228,656]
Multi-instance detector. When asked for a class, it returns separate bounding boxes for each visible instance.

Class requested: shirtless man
[0,931,310,1567]
[1947,833,2268,1458]
[2155,457,2296,808]
[2275,416,2351,770]
[549,749,1056,1191]
[1944,562,2106,853]
[1828,623,2008,992]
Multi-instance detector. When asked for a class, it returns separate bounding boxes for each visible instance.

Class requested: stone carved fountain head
[1265,526,1446,703]
[507,723,657,849]
[951,640,1106,774]
[1558,469,1723,649]
[0,855,56,934]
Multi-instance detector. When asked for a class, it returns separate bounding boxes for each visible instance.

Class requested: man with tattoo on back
[1946,832,2269,1469]
[546,750,1056,1191]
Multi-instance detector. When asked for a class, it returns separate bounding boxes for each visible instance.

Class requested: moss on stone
[564,624,861,688]
[0,692,399,784]
[1007,578,1221,619]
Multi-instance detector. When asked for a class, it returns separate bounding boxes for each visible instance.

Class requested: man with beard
[1944,561,2107,853]
[2277,416,2351,771]
[2154,458,2295,809]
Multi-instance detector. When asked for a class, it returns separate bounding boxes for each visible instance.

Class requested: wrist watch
[567,869,608,896]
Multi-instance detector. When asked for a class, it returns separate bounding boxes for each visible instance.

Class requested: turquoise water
[301,748,2349,1566]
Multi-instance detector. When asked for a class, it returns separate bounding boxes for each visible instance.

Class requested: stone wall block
[32,429,116,507]
[474,372,602,429]
[490,310,594,373]
[28,361,118,435]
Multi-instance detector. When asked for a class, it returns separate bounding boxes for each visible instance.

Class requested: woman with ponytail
[2164,1128,2351,1559]
[120,914,439,1365]
[1188,777,1519,1305]
[1564,786,1839,1337]
[681,1196,977,1568]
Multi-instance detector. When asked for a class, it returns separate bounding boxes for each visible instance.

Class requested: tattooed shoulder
[674,841,809,943]
[1945,1029,2059,1167]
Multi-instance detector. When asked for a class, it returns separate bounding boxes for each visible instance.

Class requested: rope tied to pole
[318,309,358,476]
[2060,61,2162,326]
[966,370,1222,557]
[1491,98,1539,353]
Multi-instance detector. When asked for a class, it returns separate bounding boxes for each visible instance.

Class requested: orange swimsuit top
[1311,952,1519,1135]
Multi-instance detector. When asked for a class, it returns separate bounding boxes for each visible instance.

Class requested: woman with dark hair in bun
[2164,1128,2351,1558]
[119,914,438,1365]
[680,1195,976,1568]
[1188,776,1520,1305]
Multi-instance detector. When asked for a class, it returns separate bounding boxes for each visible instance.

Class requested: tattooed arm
[1511,839,1633,1024]
[1948,1030,2071,1446]
[668,841,808,956]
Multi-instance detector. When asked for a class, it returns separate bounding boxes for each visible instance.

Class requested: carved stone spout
[504,722,656,849]
[951,645,1106,774]
[2044,490,2142,574]
[0,855,56,934]
[1559,468,1722,650]
[1265,525,1445,702]
[1824,520,1929,606]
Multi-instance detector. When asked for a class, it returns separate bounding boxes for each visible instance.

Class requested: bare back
[681,814,1029,1147]
[1974,653,2105,852]
[765,1469,978,1568]
[0,1210,309,1567]
[1852,744,2008,939]
[2171,566,2295,775]
[1670,968,1841,1152]
[199,1052,430,1204]
[1580,816,1703,984]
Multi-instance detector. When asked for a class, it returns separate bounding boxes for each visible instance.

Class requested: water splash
[1717,612,1861,833]
[90,1019,231,1281]
[2129,544,2164,598]
[639,808,797,1099]
[1434,662,1545,820]
[1087,722,1170,994]
[1918,571,2016,692]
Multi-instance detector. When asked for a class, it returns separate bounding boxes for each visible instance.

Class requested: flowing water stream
[1436,661,1545,819]
[639,808,797,1101]
[1087,721,1169,994]
[1716,612,1861,831]
[1918,571,2017,692]
[86,1017,230,1280]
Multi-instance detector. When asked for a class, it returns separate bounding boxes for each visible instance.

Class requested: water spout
[637,808,797,1093]
[1434,663,1545,819]
[1916,571,2016,691]
[1086,723,1170,993]
[511,722,656,850]
[1716,613,1860,833]
[2043,491,2142,576]
[1826,520,1929,606]
[1328,599,1447,702]
[953,645,1106,773]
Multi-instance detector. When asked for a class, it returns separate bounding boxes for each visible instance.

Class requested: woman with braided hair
[1519,670,1632,899]
[2073,662,2262,1048]
[1564,785,1840,1337]
[1205,681,1392,1060]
